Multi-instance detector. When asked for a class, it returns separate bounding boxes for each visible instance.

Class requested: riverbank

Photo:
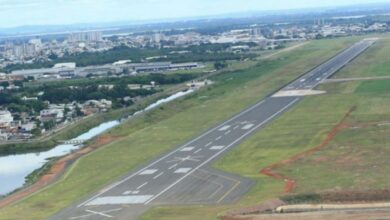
[0,134,122,208]
[0,83,187,155]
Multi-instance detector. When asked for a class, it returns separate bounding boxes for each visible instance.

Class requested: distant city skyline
[0,0,389,28]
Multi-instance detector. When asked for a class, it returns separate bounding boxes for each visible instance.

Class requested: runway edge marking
[77,99,266,207]
[144,98,300,205]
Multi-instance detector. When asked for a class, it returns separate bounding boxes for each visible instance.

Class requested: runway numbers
[174,168,192,174]
[242,124,254,130]
[210,146,225,150]
[218,125,231,131]
[139,169,158,175]
[180,147,194,152]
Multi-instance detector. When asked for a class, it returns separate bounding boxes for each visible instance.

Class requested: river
[0,89,194,196]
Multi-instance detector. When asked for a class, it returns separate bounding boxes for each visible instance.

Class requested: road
[51,39,375,220]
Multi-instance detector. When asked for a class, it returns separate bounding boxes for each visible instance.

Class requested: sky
[0,0,389,28]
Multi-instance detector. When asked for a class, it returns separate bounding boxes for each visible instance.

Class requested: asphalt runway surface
[50,39,375,220]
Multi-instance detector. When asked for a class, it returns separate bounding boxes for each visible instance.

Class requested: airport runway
[50,39,375,220]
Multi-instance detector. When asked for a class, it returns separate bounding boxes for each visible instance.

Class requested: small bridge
[58,139,87,145]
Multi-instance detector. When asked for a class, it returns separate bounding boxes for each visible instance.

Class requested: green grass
[140,37,390,219]
[0,37,361,220]
[335,35,390,78]
[356,79,390,93]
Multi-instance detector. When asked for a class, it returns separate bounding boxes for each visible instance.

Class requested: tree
[214,61,228,70]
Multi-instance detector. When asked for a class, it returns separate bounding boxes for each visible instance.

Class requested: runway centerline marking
[168,164,178,170]
[205,142,213,147]
[224,130,231,135]
[78,98,268,207]
[153,172,164,179]
[144,98,299,205]
[137,182,148,190]
[194,149,202,154]
[216,136,222,141]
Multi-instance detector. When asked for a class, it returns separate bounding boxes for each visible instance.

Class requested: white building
[0,110,13,126]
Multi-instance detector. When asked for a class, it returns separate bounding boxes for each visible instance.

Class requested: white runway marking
[153,172,164,179]
[144,98,300,205]
[233,125,240,130]
[123,191,132,195]
[139,169,157,175]
[180,147,194,152]
[210,146,225,150]
[69,208,123,219]
[78,99,267,207]
[123,190,140,195]
[194,148,202,154]
[174,168,192,174]
[205,142,213,147]
[218,125,231,131]
[224,130,231,135]
[242,124,254,130]
[216,136,222,141]
[86,195,154,206]
[168,163,178,170]
[137,182,148,190]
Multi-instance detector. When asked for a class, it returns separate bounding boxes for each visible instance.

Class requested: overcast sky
[0,0,388,28]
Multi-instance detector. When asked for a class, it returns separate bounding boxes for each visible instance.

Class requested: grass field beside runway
[139,37,390,220]
[335,35,390,78]
[0,37,360,220]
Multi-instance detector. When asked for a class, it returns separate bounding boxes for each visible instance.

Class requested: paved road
[51,39,375,220]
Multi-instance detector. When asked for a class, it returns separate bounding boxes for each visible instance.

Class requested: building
[53,62,76,69]
[40,109,64,122]
[0,110,13,127]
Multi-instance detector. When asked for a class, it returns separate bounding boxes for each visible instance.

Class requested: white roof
[53,63,76,69]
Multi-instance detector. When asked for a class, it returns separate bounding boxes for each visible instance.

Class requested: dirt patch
[260,107,355,194]
[0,135,123,209]
[222,199,286,220]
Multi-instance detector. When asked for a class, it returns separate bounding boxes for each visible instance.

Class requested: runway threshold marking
[242,124,254,130]
[86,196,153,206]
[174,168,192,174]
[210,146,225,150]
[78,99,267,207]
[219,125,231,131]
[144,98,300,205]
[139,169,158,175]
[180,147,195,152]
